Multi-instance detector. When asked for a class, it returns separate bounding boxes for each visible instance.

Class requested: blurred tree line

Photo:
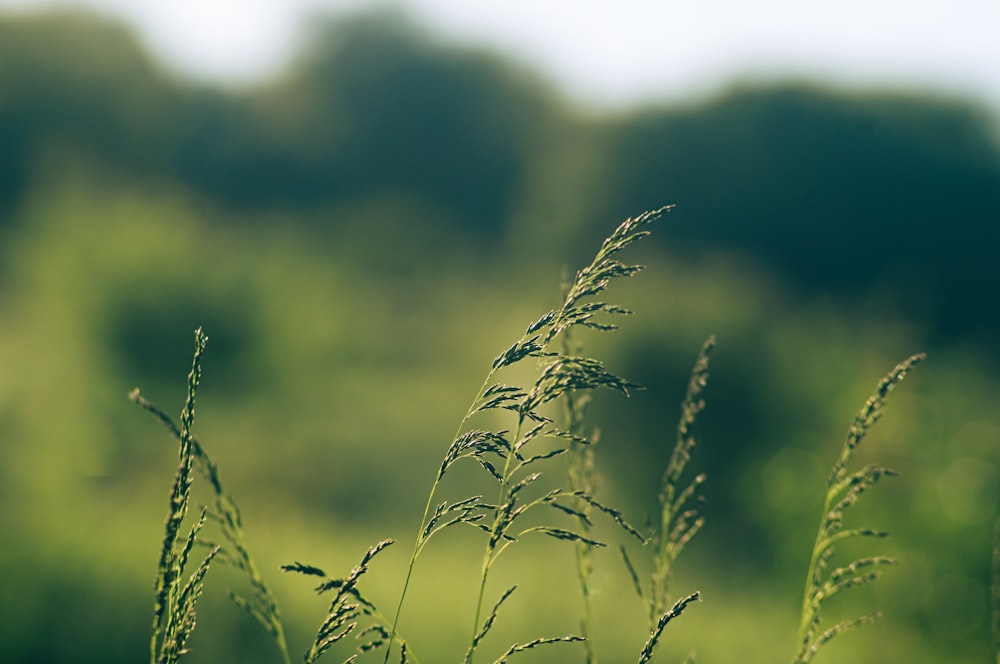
[1,8,998,664]
[2,10,998,347]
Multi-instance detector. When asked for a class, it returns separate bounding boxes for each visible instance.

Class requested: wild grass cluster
[132,209,998,663]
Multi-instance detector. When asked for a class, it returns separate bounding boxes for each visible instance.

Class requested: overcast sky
[2,0,998,111]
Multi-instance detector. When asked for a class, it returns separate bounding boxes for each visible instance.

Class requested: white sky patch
[393,0,1000,108]
[128,0,302,78]
[1,0,997,110]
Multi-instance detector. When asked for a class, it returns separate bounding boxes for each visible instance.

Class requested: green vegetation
[793,354,923,663]
[127,212,982,663]
[1,7,999,664]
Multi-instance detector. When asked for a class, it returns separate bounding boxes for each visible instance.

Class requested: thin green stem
[467,557,493,663]
[383,476,441,664]
[363,604,422,664]
[244,552,291,664]
[562,341,597,662]
[573,535,597,663]
[383,370,498,664]
[467,412,525,664]
[796,487,836,648]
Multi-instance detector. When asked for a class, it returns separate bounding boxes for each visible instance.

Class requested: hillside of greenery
[0,8,998,663]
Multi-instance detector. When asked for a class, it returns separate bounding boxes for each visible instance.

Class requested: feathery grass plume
[132,343,291,664]
[283,539,404,664]
[464,209,662,662]
[792,353,925,664]
[383,208,668,664]
[993,516,1000,664]
[145,328,221,664]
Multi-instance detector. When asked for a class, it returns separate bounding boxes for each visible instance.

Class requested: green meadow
[0,9,998,663]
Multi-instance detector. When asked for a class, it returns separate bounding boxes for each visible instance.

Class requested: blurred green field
[1,8,998,664]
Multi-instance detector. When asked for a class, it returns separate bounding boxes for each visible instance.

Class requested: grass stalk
[382,370,501,664]
[465,209,664,662]
[619,337,712,662]
[384,208,668,663]
[562,337,598,663]
[147,328,211,664]
[130,217,960,664]
[792,353,924,664]
[649,336,713,627]
[136,329,292,664]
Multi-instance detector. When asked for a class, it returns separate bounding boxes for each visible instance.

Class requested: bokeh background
[0,2,998,663]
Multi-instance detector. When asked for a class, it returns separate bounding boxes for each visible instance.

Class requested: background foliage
[0,8,998,663]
